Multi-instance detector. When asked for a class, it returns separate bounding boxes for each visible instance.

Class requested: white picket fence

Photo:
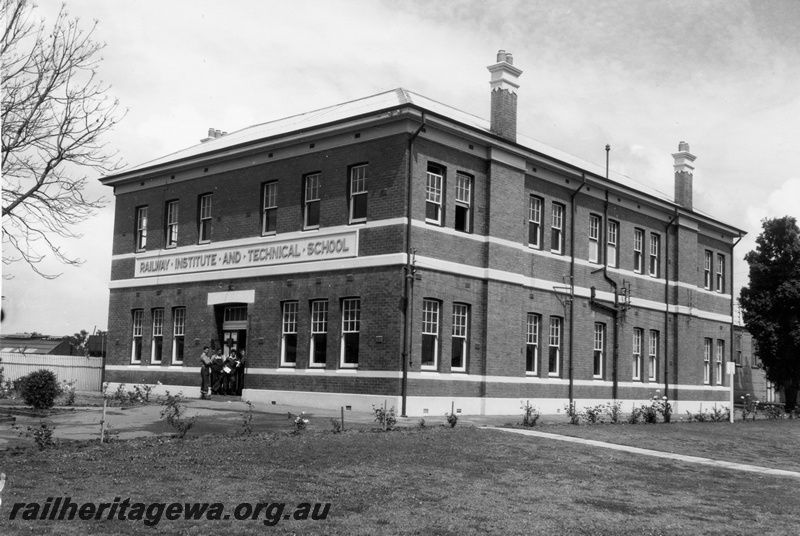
[0,352,103,391]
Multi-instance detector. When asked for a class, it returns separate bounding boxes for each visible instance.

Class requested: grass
[2,420,799,535]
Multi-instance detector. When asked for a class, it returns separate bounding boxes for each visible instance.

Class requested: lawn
[2,419,799,535]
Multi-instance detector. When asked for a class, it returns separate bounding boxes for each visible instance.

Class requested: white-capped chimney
[672,141,696,210]
[487,50,523,142]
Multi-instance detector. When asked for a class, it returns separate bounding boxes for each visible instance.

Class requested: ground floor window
[526,313,539,375]
[341,298,360,367]
[716,339,724,385]
[281,301,298,366]
[548,317,561,376]
[172,307,185,365]
[703,338,712,384]
[421,299,440,370]
[131,309,143,363]
[593,323,604,378]
[451,303,468,372]
[151,308,164,364]
[648,330,658,381]
[310,300,328,366]
[632,328,643,380]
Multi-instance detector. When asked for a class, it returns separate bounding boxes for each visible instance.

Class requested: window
[198,194,212,243]
[528,196,542,248]
[716,340,724,385]
[454,173,472,233]
[703,338,712,384]
[349,165,368,223]
[151,308,164,364]
[551,203,564,254]
[716,254,725,293]
[341,298,360,367]
[451,304,468,371]
[165,201,178,247]
[649,234,660,277]
[131,309,143,363]
[526,313,539,375]
[649,330,658,381]
[633,229,644,273]
[304,173,321,229]
[310,300,328,366]
[607,220,618,267]
[633,328,643,380]
[593,323,604,378]
[262,181,277,235]
[172,307,185,365]
[548,316,561,376]
[425,167,443,224]
[703,250,712,289]
[135,206,148,251]
[281,302,298,366]
[421,299,440,369]
[589,215,600,263]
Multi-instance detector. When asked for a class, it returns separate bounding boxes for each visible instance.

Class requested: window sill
[336,368,358,373]
[261,232,277,238]
[348,219,367,225]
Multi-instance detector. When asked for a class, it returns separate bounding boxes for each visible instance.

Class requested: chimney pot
[208,127,215,137]
[487,50,523,142]
[214,129,222,138]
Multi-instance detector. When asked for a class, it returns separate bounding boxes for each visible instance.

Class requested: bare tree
[2,0,124,278]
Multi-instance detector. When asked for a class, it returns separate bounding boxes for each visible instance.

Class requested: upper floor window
[172,307,185,365]
[454,173,472,233]
[451,303,469,372]
[421,299,440,370]
[349,165,368,223]
[198,194,212,243]
[593,323,605,378]
[589,215,600,263]
[426,166,443,225]
[304,173,321,229]
[551,203,564,254]
[310,300,328,366]
[131,309,143,364]
[341,298,361,367]
[716,254,725,293]
[151,308,164,364]
[649,234,660,277]
[528,196,542,249]
[703,250,712,289]
[526,313,539,375]
[607,220,619,268]
[165,201,178,248]
[135,206,148,251]
[633,228,644,274]
[262,181,277,235]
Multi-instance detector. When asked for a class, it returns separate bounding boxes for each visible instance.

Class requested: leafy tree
[739,216,800,411]
[1,0,124,278]
[69,329,89,356]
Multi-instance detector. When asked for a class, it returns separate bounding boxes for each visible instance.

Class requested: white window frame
[548,316,561,376]
[262,181,278,235]
[451,303,468,372]
[136,206,148,251]
[633,228,644,274]
[704,250,712,290]
[172,307,185,365]
[607,220,618,268]
[340,298,360,368]
[528,196,542,249]
[648,330,658,381]
[703,338,712,384]
[716,254,724,293]
[421,299,440,370]
[716,340,724,385]
[649,234,660,277]
[526,313,539,375]
[198,194,212,244]
[425,169,443,225]
[131,309,143,364]
[589,215,600,263]
[454,173,471,233]
[166,201,178,248]
[551,203,564,254]
[281,301,298,366]
[151,308,164,364]
[349,165,368,224]
[593,323,604,379]
[309,300,328,366]
[304,173,321,230]
[633,328,643,380]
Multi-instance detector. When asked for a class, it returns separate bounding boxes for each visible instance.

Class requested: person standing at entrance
[199,346,212,399]
[210,348,225,395]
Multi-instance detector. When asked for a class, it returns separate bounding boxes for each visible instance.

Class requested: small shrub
[584,404,604,424]
[292,412,309,433]
[239,400,254,436]
[565,403,581,425]
[641,402,658,424]
[113,383,129,406]
[61,379,77,406]
[740,394,759,421]
[445,412,458,428]
[19,421,58,450]
[14,369,62,409]
[159,391,196,438]
[627,405,643,424]
[709,405,730,422]
[330,418,343,433]
[520,400,541,427]
[763,404,785,420]
[604,401,622,424]
[372,404,396,430]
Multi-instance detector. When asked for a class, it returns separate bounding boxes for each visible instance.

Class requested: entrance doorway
[217,304,248,396]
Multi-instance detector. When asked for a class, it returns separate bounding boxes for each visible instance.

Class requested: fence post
[100,398,107,443]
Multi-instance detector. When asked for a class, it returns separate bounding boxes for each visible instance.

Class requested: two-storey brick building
[100,51,745,416]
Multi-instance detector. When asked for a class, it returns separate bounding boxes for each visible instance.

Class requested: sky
[2,0,799,335]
